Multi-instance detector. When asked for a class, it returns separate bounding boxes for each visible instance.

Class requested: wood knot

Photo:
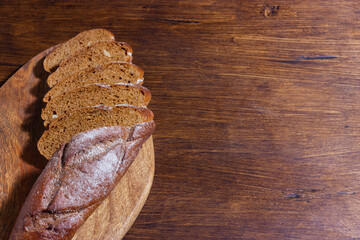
[261,4,280,17]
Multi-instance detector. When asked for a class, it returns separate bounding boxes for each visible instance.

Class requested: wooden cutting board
[0,46,154,240]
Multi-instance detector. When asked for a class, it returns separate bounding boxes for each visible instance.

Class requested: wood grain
[0,47,155,240]
[2,0,360,239]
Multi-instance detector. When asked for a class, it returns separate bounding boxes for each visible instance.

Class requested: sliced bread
[44,29,115,72]
[47,41,133,88]
[37,105,154,159]
[43,62,144,102]
[41,83,151,127]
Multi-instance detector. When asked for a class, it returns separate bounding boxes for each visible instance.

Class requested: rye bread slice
[41,83,151,127]
[37,105,154,159]
[47,41,133,88]
[44,29,115,72]
[43,62,144,102]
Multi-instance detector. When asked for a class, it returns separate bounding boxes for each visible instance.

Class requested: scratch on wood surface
[284,193,301,199]
[283,189,356,201]
[232,35,360,44]
[337,192,356,195]
[156,19,199,24]
[296,56,338,60]
[276,56,338,64]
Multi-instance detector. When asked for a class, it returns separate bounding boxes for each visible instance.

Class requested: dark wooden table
[2,1,360,239]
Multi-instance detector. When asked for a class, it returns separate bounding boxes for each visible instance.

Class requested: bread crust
[43,62,144,103]
[43,29,116,72]
[47,41,133,88]
[37,105,154,159]
[9,122,155,240]
[41,83,152,127]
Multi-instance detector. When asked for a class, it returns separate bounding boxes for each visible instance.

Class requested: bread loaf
[43,62,144,102]
[47,41,133,87]
[9,121,155,240]
[10,29,155,239]
[38,105,153,159]
[44,29,115,72]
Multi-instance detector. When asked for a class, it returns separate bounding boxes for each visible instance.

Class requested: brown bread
[10,29,156,239]
[43,62,144,102]
[37,105,153,160]
[43,29,115,72]
[47,41,133,88]
[10,122,156,240]
[41,83,151,127]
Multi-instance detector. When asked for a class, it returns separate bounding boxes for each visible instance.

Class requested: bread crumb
[136,78,144,85]
[103,50,111,57]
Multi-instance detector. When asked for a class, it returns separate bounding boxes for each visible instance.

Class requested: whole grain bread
[47,41,133,87]
[43,29,115,72]
[10,29,156,239]
[37,105,154,159]
[41,83,151,127]
[10,122,155,240]
[43,62,144,102]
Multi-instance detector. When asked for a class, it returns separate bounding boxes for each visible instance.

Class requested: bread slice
[37,105,154,159]
[47,41,133,88]
[44,29,115,72]
[41,83,151,127]
[43,62,144,102]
